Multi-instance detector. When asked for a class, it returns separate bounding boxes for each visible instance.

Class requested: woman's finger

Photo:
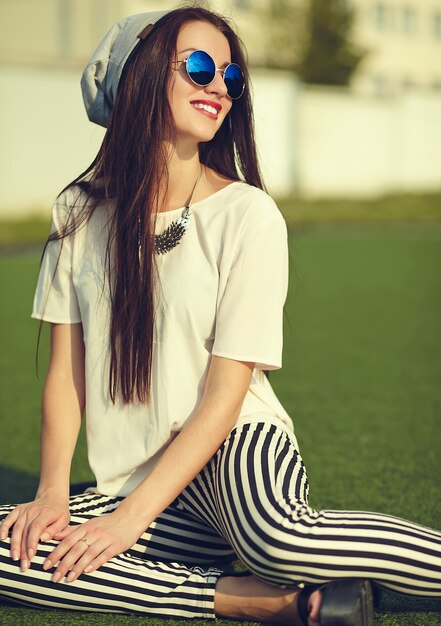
[50,539,90,583]
[43,528,86,572]
[26,511,60,559]
[52,524,76,541]
[9,511,27,562]
[37,514,71,543]
[65,541,114,582]
[20,516,31,571]
[20,509,39,570]
[81,546,118,576]
[0,508,20,539]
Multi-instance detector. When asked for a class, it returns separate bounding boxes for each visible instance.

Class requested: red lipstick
[190,99,222,119]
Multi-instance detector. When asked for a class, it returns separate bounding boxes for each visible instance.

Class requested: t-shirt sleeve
[31,195,82,324]
[211,200,289,370]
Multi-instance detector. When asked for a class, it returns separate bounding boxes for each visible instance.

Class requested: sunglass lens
[224,63,245,99]
[186,50,215,86]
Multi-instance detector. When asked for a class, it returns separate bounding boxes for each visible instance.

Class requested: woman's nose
[205,69,228,98]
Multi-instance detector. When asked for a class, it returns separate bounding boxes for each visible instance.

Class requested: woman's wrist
[35,484,70,502]
[114,497,154,533]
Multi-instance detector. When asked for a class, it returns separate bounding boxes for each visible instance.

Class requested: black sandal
[297,579,374,626]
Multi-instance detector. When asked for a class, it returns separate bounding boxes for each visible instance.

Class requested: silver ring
[80,537,91,547]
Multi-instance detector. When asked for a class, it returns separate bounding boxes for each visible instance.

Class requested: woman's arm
[44,354,254,581]
[38,322,86,499]
[0,323,85,568]
[118,354,254,524]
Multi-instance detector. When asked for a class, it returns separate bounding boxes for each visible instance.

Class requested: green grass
[1,227,440,624]
[2,190,441,250]
[279,190,441,231]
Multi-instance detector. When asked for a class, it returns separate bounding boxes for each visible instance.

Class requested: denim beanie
[81,11,170,128]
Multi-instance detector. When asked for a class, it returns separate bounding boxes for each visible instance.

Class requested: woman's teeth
[192,103,218,116]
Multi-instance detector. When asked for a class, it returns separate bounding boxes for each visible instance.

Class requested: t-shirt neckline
[153,180,243,217]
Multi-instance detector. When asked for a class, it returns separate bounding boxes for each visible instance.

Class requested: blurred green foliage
[297,0,366,85]
[0,215,50,250]
[279,190,441,231]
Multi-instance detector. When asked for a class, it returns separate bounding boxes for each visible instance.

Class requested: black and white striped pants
[1,421,440,618]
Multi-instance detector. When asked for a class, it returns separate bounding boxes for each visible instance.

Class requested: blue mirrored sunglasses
[173,49,245,100]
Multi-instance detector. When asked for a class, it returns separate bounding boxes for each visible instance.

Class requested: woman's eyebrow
[177,47,197,54]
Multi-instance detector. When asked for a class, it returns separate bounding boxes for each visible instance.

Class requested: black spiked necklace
[154,166,203,255]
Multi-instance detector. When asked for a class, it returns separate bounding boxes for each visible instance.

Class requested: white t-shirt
[31,181,296,497]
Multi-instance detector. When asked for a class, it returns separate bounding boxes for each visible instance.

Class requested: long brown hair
[38,6,265,404]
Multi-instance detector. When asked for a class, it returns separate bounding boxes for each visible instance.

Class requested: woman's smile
[190,99,222,119]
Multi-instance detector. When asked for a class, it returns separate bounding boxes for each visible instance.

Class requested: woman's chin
[175,126,221,148]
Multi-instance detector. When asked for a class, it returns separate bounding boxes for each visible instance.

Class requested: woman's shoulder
[219,180,284,225]
[52,182,113,229]
[55,183,101,212]
[205,168,278,213]
[47,184,113,241]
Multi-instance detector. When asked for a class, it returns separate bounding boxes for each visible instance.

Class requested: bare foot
[307,588,323,626]
[215,575,325,625]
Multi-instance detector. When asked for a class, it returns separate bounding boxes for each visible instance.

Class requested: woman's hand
[43,508,145,583]
[0,496,70,570]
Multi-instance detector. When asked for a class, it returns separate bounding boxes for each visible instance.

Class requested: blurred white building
[0,0,440,214]
[351,0,441,95]
[1,0,440,95]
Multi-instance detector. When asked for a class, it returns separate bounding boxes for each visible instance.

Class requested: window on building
[402,7,417,35]
[373,3,388,31]
[434,13,441,39]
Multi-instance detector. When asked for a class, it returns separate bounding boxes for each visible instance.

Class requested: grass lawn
[0,226,440,624]
[1,190,441,250]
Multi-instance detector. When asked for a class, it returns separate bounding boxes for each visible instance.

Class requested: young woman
[0,7,440,625]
